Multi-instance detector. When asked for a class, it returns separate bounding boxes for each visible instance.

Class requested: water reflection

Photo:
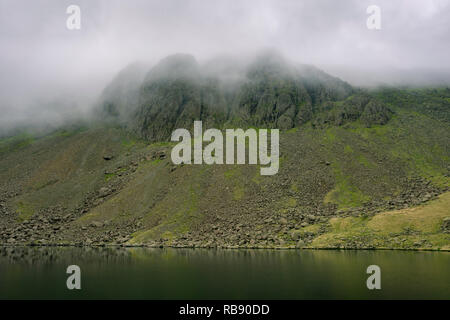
[0,246,448,299]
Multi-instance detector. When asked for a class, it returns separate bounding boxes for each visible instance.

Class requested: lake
[0,246,448,299]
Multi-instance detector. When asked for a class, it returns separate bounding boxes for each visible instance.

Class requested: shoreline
[1,243,448,252]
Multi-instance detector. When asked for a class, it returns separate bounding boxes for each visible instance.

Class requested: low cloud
[1,0,449,133]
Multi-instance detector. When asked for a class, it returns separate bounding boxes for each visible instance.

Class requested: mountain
[0,54,449,250]
[100,53,389,138]
[96,61,148,125]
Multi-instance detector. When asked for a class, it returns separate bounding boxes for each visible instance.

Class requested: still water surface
[0,247,448,299]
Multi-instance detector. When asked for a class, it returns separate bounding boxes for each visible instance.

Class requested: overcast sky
[1,0,449,131]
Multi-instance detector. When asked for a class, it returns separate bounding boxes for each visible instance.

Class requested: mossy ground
[311,192,450,250]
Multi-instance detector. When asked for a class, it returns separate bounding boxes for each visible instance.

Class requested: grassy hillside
[0,88,448,249]
[311,192,450,250]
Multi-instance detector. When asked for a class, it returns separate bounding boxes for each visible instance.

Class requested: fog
[1,0,449,134]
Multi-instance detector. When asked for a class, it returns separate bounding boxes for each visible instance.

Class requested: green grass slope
[0,89,449,249]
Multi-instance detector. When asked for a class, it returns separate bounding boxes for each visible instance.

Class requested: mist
[1,0,449,134]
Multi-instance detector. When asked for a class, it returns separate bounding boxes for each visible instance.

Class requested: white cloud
[0,0,449,131]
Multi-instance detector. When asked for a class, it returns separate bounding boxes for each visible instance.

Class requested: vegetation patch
[0,133,34,154]
[312,192,450,250]
[324,166,370,209]
[15,201,35,222]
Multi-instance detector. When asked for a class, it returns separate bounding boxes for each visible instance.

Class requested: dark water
[0,246,448,299]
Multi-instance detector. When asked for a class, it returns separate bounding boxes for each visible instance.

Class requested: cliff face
[97,62,148,125]
[99,53,390,140]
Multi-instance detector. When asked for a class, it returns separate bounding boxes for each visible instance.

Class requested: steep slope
[0,54,448,250]
[132,54,229,141]
[97,62,148,125]
[100,53,385,139]
[0,91,448,249]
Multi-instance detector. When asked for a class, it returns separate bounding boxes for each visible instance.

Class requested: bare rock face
[98,187,111,198]
[97,62,148,124]
[443,217,450,233]
[99,52,365,142]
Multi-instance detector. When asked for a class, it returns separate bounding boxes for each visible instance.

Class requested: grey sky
[1,0,449,131]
